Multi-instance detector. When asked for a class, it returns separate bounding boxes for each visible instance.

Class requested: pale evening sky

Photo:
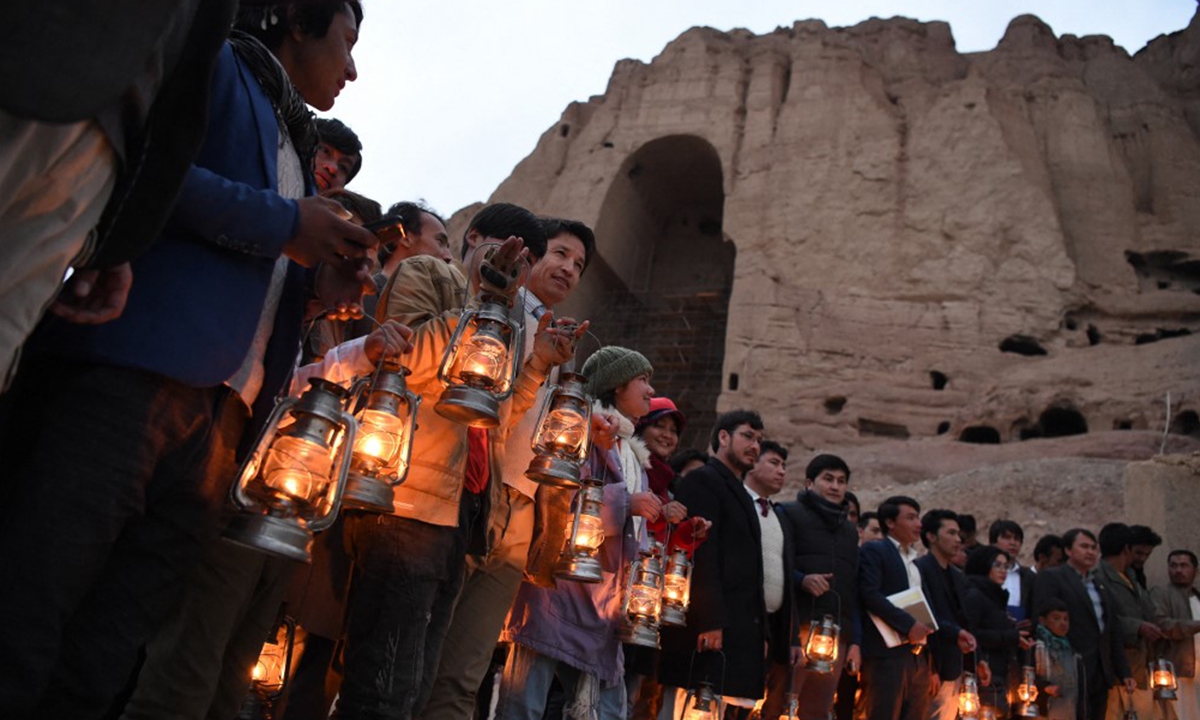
[319,1,1197,220]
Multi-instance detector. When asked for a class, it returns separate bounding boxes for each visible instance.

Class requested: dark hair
[759,440,788,462]
[957,514,977,534]
[964,545,1010,577]
[387,201,446,239]
[1129,525,1163,548]
[844,490,860,516]
[1038,597,1070,616]
[710,410,763,452]
[326,189,381,223]
[877,496,920,537]
[235,1,363,53]
[315,118,363,181]
[1033,534,1064,562]
[1062,528,1097,551]
[858,510,879,531]
[462,202,546,261]
[989,519,1025,544]
[668,448,708,476]
[1169,549,1199,568]
[539,218,596,273]
[920,509,959,549]
[1099,523,1133,558]
[805,453,850,481]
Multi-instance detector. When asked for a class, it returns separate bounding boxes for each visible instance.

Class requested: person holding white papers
[858,496,936,720]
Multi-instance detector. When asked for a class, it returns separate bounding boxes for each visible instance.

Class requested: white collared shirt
[889,535,923,591]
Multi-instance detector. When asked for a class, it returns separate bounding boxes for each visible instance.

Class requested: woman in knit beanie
[499,346,670,719]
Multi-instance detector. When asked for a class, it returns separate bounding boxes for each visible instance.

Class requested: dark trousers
[0,359,246,719]
[859,652,931,720]
[1081,657,1108,720]
[281,633,344,720]
[333,512,467,720]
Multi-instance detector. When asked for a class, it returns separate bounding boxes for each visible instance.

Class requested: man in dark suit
[660,411,797,716]
[915,510,978,720]
[991,519,1037,622]
[857,496,935,720]
[1031,528,1135,720]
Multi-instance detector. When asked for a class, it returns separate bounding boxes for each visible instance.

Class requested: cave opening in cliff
[1171,410,1200,439]
[587,134,733,450]
[959,425,1001,444]
[1038,405,1088,438]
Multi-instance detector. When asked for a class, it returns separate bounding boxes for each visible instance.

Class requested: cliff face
[468,11,1200,481]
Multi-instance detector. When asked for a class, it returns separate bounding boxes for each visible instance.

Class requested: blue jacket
[33,42,307,405]
[858,538,920,659]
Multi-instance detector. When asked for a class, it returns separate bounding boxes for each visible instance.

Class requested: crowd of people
[0,3,1197,720]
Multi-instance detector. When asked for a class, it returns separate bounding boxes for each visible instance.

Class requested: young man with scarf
[0,3,374,718]
[769,454,860,720]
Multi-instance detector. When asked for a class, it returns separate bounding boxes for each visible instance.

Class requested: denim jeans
[333,512,466,720]
[0,358,246,719]
[497,643,627,720]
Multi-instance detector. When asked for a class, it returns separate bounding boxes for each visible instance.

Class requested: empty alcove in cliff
[587,134,734,449]
[959,425,1001,444]
[1039,405,1088,438]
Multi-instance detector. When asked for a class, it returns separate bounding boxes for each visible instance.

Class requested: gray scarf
[228,29,318,170]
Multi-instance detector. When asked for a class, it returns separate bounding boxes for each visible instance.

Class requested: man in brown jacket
[1151,550,1200,720]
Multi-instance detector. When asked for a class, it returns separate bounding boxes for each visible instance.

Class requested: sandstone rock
[454,10,1200,506]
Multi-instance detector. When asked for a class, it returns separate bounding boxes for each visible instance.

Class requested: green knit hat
[581,346,653,398]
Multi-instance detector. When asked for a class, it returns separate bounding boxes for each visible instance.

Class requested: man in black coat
[1030,528,1135,720]
[915,510,978,720]
[857,496,935,720]
[769,453,860,720]
[659,411,797,716]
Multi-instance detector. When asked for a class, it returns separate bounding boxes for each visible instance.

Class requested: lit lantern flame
[526,373,593,487]
[436,298,523,428]
[959,672,981,720]
[226,378,357,563]
[354,409,404,469]
[779,693,799,720]
[261,434,333,503]
[1151,658,1178,700]
[457,332,507,388]
[804,615,840,674]
[1015,664,1041,717]
[573,512,605,552]
[554,482,606,583]
[683,683,719,720]
[661,546,693,627]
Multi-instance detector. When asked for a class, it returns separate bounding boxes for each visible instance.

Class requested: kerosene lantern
[435,296,522,428]
[804,614,841,674]
[525,372,592,487]
[980,706,999,720]
[342,360,420,513]
[779,693,799,720]
[618,546,665,648]
[660,545,694,627]
[1151,657,1179,700]
[958,671,982,720]
[682,682,721,720]
[554,482,606,583]
[236,615,295,720]
[225,378,357,563]
[1015,664,1040,717]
